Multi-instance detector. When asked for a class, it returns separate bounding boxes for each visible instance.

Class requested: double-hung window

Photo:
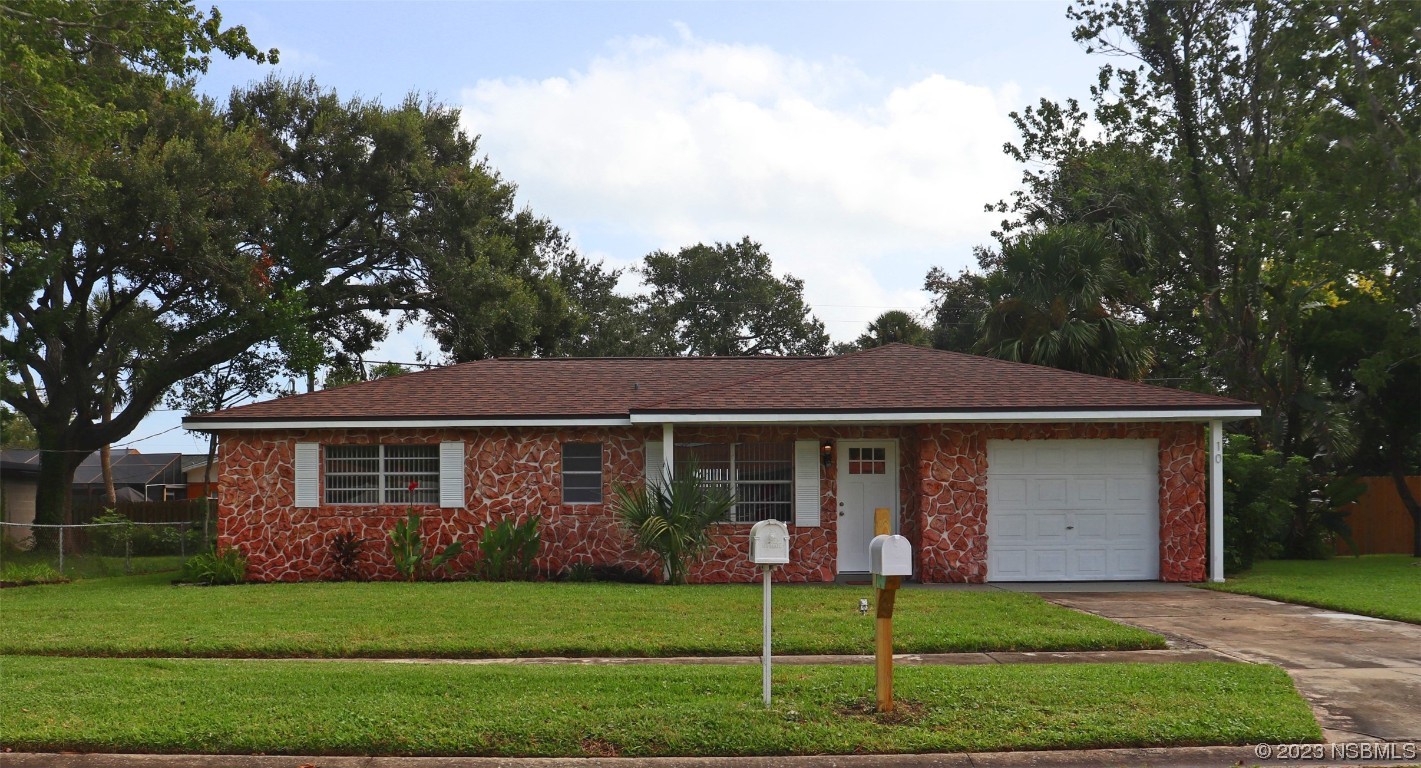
[674,442,793,523]
[324,445,439,505]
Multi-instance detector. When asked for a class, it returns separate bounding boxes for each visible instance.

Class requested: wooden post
[874,507,891,536]
[875,574,900,713]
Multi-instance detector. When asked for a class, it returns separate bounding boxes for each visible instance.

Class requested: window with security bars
[562,443,603,503]
[674,442,793,524]
[324,445,439,505]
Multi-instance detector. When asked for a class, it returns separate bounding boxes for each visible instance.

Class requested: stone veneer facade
[217,421,1207,583]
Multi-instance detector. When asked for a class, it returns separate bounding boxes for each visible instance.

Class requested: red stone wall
[913,422,1207,583]
[217,420,1208,584]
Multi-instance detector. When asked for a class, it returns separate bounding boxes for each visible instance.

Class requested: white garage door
[987,439,1160,581]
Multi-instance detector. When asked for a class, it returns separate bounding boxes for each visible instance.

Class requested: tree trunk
[100,443,116,506]
[33,443,82,550]
[1392,465,1421,558]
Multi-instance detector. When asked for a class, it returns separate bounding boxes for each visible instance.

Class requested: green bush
[180,548,247,585]
[1222,435,1308,572]
[561,562,596,582]
[612,463,735,585]
[388,513,464,582]
[0,562,67,585]
[88,511,134,555]
[476,516,541,581]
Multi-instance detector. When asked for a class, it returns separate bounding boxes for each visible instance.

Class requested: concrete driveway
[1043,588,1421,743]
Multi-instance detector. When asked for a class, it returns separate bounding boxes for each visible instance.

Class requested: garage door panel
[1074,548,1108,577]
[1073,512,1108,539]
[1033,478,1067,503]
[1075,478,1106,503]
[987,439,1160,582]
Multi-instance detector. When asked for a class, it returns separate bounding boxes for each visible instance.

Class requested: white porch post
[1209,419,1225,583]
[662,423,675,482]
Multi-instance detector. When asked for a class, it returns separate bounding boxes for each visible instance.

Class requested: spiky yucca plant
[612,464,735,585]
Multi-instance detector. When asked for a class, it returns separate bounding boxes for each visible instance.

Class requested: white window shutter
[294,443,319,508]
[439,441,464,508]
[794,440,821,527]
[645,441,665,487]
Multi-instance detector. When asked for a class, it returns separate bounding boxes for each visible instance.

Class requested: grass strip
[1201,555,1420,624]
[0,658,1319,756]
[0,574,1163,657]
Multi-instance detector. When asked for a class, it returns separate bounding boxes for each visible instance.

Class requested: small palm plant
[612,463,735,585]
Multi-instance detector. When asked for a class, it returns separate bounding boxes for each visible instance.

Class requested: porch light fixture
[820,439,833,468]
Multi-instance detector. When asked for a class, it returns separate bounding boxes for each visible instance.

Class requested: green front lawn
[0,573,1163,657]
[0,657,1319,756]
[1202,555,1421,623]
[0,549,184,580]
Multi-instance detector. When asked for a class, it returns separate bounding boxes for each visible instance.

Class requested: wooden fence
[1337,476,1418,555]
[72,498,210,525]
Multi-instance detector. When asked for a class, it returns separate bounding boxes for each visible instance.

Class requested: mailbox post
[869,533,912,713]
[749,519,790,707]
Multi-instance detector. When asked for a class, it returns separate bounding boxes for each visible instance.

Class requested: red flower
[408,480,419,492]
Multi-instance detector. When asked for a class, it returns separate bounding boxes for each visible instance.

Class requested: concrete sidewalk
[6,744,1418,768]
[198,648,1228,667]
[1043,589,1421,744]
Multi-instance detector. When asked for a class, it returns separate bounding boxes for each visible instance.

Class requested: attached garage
[987,439,1161,581]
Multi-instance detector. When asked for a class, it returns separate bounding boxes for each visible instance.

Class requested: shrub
[388,512,464,581]
[562,562,596,582]
[1223,435,1309,572]
[88,510,135,555]
[612,463,735,585]
[329,530,371,580]
[180,548,247,585]
[476,516,541,581]
[1284,475,1364,559]
[0,562,67,586]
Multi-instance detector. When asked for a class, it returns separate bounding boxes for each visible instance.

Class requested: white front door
[986,439,1160,581]
[836,440,898,573]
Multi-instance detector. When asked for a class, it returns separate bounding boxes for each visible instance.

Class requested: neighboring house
[71,450,186,505]
[183,344,1259,584]
[182,454,220,500]
[1,449,41,546]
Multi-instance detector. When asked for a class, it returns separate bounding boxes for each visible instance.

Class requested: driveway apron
[1041,589,1421,743]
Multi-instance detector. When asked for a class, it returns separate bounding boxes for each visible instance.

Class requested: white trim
[632,408,1261,425]
[793,440,821,528]
[1209,420,1225,583]
[187,407,1261,432]
[185,417,633,431]
[662,423,675,481]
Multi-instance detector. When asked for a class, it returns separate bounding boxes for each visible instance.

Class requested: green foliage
[327,530,370,581]
[179,548,246,586]
[923,267,992,353]
[977,224,1153,380]
[0,407,37,448]
[0,561,66,585]
[561,562,596,582]
[612,466,736,585]
[1222,436,1310,573]
[1203,556,1421,624]
[639,238,830,356]
[88,511,135,555]
[388,513,464,582]
[848,310,931,352]
[476,516,541,581]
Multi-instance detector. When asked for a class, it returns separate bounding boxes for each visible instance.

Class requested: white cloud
[460,30,1022,339]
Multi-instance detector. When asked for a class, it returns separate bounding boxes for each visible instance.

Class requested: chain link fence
[0,508,215,578]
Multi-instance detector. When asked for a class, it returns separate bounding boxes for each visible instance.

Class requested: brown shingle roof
[186,344,1254,425]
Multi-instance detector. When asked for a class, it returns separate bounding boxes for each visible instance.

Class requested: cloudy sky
[134,0,1104,453]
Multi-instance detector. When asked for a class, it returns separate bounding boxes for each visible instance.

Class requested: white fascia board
[630,408,1261,425]
[183,417,634,431]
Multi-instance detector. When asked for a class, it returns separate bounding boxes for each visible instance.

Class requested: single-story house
[1,449,41,546]
[182,454,220,500]
[183,344,1259,584]
[71,450,186,505]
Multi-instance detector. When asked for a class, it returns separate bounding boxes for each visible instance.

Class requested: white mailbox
[869,534,912,577]
[749,519,791,565]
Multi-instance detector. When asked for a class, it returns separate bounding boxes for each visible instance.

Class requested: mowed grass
[0,550,183,580]
[0,574,1163,657]
[1202,555,1421,623]
[0,657,1319,756]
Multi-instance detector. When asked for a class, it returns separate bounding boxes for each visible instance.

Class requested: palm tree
[855,310,931,349]
[978,225,1154,380]
[612,463,735,585]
